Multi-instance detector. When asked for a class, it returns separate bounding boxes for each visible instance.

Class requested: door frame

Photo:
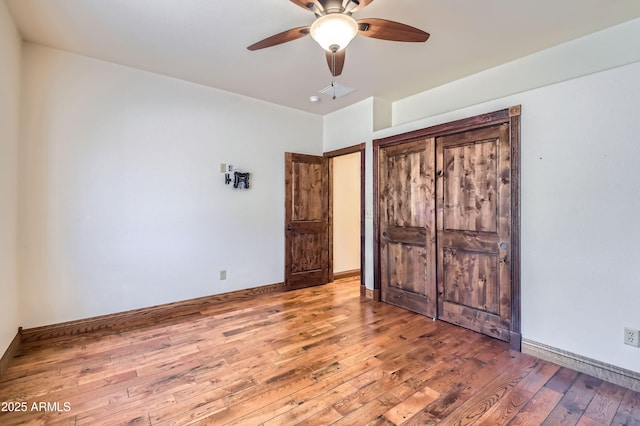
[324,143,366,294]
[373,106,522,351]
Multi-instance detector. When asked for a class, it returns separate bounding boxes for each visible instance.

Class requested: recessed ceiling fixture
[247,0,430,77]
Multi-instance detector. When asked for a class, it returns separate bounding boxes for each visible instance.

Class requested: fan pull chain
[331,50,337,99]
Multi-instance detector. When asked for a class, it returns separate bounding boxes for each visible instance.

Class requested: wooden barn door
[379,139,437,317]
[374,107,521,346]
[436,124,512,341]
[284,153,329,291]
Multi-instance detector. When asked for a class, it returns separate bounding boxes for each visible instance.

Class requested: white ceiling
[7,0,640,115]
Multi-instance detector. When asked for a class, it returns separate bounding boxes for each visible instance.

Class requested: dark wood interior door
[379,139,437,317]
[284,153,329,291]
[436,124,512,341]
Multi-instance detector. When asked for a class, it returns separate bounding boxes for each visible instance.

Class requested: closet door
[379,138,437,317]
[436,124,512,341]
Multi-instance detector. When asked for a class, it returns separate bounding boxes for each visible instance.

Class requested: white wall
[323,98,373,152]
[517,62,640,375]
[19,44,323,328]
[393,18,640,126]
[332,152,360,273]
[0,2,21,356]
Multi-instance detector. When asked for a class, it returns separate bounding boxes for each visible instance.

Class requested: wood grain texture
[357,18,430,43]
[0,330,21,377]
[509,106,523,351]
[442,249,500,315]
[442,138,498,232]
[379,137,437,318]
[18,282,283,344]
[323,143,367,159]
[333,269,360,280]
[328,156,335,283]
[247,26,310,51]
[373,106,522,347]
[285,152,329,290]
[373,138,382,302]
[1,277,639,425]
[437,124,512,342]
[292,161,323,222]
[373,108,511,149]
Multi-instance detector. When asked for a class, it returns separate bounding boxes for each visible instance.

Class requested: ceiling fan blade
[350,0,374,12]
[325,49,346,76]
[357,18,430,43]
[247,26,310,51]
[289,0,322,12]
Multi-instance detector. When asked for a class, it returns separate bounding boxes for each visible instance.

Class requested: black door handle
[287,224,293,231]
[382,231,388,237]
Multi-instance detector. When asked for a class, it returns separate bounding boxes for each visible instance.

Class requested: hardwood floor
[1,277,639,425]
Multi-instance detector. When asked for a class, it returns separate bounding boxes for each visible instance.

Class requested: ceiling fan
[247,0,430,77]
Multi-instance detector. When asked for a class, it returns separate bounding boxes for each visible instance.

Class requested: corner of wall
[0,0,23,361]
[372,98,391,132]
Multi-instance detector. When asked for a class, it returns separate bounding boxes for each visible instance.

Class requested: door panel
[436,125,511,341]
[379,139,436,317]
[285,153,329,290]
[385,242,427,293]
[443,140,498,233]
[442,249,499,315]
[290,234,323,273]
[292,161,323,221]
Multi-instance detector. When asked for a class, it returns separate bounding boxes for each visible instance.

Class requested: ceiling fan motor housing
[310,0,354,15]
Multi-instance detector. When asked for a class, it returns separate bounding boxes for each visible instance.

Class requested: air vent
[319,82,355,99]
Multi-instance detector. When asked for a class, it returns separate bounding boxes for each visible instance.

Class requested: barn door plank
[436,124,512,341]
[379,138,437,317]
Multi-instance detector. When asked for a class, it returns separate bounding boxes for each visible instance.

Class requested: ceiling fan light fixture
[310,13,358,52]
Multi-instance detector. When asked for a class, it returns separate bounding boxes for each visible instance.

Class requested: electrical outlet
[220,270,227,280]
[624,327,640,347]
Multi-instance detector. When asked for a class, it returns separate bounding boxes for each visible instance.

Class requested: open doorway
[325,144,365,291]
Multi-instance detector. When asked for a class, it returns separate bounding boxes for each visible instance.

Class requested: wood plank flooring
[1,277,639,425]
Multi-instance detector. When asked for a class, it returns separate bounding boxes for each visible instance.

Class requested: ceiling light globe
[310,13,358,52]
